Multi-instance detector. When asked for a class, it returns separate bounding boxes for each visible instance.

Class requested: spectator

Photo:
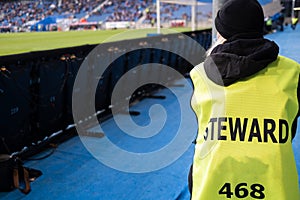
[264,16,273,33]
[291,16,299,30]
[277,11,284,31]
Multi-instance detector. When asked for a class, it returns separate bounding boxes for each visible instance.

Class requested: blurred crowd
[0,0,104,27]
[0,0,198,28]
[103,0,150,22]
[0,0,296,33]
[0,0,52,27]
[0,0,152,27]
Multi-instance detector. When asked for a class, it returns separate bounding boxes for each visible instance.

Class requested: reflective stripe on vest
[190,56,300,200]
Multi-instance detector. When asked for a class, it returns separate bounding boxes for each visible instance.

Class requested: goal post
[156,0,211,33]
[212,0,226,44]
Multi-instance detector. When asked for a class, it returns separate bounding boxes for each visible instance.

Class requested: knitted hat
[215,0,265,39]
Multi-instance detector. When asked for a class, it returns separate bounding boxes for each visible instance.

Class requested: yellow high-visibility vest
[292,17,299,25]
[266,19,272,26]
[190,55,300,200]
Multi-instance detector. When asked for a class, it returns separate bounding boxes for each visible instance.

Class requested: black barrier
[95,64,111,113]
[0,62,32,153]
[65,54,85,125]
[36,58,67,140]
[0,29,212,155]
[0,45,94,154]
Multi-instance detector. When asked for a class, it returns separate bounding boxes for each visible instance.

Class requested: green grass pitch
[0,27,195,56]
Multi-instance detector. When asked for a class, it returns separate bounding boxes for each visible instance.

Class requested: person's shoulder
[189,62,205,80]
[276,55,300,71]
[277,55,299,65]
[190,62,204,74]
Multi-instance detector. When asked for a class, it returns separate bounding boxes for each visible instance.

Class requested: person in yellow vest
[265,16,273,33]
[188,0,300,199]
[291,16,299,30]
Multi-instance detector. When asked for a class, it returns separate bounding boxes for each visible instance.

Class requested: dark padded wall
[0,29,212,153]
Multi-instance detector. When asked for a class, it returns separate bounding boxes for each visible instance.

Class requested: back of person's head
[215,0,264,39]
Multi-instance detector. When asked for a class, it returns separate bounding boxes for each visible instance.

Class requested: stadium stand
[1,0,292,32]
[0,0,106,31]
[0,0,207,31]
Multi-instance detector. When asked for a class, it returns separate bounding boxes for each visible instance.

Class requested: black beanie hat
[215,0,264,39]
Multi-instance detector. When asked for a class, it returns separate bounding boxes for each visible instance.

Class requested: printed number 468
[218,182,265,199]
